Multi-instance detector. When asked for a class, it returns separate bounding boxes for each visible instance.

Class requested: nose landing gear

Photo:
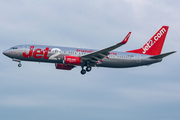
[12,58,22,67]
[18,62,22,67]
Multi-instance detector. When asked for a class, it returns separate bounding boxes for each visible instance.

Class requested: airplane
[3,26,176,75]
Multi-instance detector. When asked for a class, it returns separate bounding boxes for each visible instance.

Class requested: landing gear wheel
[81,69,86,75]
[18,63,22,67]
[86,67,92,72]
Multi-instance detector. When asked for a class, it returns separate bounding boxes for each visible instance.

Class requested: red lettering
[76,49,94,53]
[23,46,50,59]
[43,47,50,59]
[22,46,34,58]
[110,52,117,55]
[88,50,93,53]
[33,48,43,58]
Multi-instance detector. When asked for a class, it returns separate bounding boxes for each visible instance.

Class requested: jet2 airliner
[3,26,176,75]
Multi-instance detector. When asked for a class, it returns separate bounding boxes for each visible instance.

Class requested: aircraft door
[136,54,141,63]
[17,45,20,56]
[20,45,27,57]
[23,45,28,52]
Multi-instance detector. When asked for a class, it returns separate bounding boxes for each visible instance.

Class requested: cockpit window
[10,47,18,49]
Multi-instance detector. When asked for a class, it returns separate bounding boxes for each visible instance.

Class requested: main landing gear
[81,66,92,75]
[86,66,92,72]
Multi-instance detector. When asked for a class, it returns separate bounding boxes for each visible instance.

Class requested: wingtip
[168,51,177,54]
[171,51,177,54]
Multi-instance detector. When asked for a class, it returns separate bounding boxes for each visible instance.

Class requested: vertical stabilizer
[127,26,169,55]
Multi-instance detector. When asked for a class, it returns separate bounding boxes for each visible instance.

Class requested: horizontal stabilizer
[150,51,176,59]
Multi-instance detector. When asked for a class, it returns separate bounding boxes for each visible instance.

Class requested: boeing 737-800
[3,26,176,75]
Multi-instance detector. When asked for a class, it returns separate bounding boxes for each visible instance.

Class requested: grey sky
[0,0,180,120]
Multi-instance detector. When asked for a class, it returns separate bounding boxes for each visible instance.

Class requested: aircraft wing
[81,32,131,63]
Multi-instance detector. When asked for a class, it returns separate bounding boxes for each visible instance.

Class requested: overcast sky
[0,0,180,120]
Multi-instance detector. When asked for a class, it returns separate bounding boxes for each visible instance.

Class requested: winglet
[119,32,131,44]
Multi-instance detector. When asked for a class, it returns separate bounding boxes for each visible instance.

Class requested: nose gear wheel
[18,62,22,67]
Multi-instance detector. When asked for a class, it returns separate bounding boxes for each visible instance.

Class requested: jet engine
[63,56,81,65]
[55,63,73,70]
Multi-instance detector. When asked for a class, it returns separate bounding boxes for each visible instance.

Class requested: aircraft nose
[3,50,9,56]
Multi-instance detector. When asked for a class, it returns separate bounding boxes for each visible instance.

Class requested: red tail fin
[127,26,169,55]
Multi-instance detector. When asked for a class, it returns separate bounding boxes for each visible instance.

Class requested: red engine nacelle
[55,63,73,70]
[63,56,81,65]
